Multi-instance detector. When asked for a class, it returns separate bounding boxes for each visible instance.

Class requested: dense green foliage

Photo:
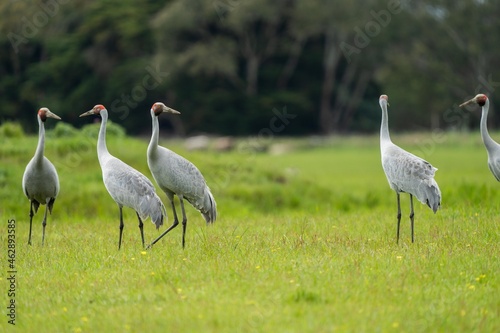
[1,131,499,331]
[2,0,500,135]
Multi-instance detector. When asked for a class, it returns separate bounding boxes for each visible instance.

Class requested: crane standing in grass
[459,94,500,180]
[146,102,217,249]
[379,95,441,243]
[22,108,61,245]
[80,105,166,249]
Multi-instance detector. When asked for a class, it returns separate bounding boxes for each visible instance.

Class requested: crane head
[379,94,390,107]
[79,104,106,117]
[38,107,61,122]
[151,102,181,117]
[459,94,488,108]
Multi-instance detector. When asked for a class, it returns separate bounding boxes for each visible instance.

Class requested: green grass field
[1,126,499,332]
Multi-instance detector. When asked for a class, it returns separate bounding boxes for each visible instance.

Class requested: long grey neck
[380,101,392,144]
[97,109,110,165]
[480,99,497,153]
[34,115,45,164]
[148,110,159,155]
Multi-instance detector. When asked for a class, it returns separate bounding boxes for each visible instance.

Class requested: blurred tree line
[1,0,499,136]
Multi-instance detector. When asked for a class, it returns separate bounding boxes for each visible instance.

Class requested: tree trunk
[319,27,340,134]
[341,70,372,131]
[331,61,359,130]
[246,55,259,96]
[278,35,306,89]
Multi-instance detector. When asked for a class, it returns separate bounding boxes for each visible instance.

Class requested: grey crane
[146,102,217,249]
[22,108,61,245]
[80,105,166,249]
[379,95,441,243]
[459,94,500,180]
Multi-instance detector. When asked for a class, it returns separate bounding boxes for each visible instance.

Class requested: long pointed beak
[459,99,475,108]
[79,110,95,117]
[46,110,61,120]
[164,107,181,115]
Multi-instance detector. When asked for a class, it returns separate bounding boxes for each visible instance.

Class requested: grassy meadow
[1,123,499,332]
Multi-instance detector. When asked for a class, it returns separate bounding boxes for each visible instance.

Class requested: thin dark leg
[118,206,124,250]
[136,212,145,249]
[28,201,34,246]
[146,197,179,249]
[396,193,401,244]
[409,194,415,243]
[179,196,188,249]
[41,204,49,246]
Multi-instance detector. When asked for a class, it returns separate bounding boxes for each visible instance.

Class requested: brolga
[146,102,217,249]
[80,105,166,249]
[379,95,441,243]
[22,108,61,245]
[459,94,500,180]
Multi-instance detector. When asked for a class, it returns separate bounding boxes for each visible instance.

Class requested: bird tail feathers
[138,193,166,229]
[415,179,441,213]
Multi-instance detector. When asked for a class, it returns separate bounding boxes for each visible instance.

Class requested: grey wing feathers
[487,157,500,181]
[156,147,217,223]
[383,145,441,212]
[187,186,217,224]
[103,158,165,228]
[179,161,217,223]
[137,191,166,229]
[22,156,59,206]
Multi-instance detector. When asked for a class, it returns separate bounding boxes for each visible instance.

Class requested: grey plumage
[460,94,500,180]
[146,102,217,249]
[80,105,166,249]
[22,107,61,245]
[379,95,441,243]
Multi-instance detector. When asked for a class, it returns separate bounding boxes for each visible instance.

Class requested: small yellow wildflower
[475,274,486,282]
[140,251,147,255]
[392,322,399,328]
[81,316,88,322]
[460,310,466,317]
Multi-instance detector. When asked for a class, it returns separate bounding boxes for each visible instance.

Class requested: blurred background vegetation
[1,0,499,136]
